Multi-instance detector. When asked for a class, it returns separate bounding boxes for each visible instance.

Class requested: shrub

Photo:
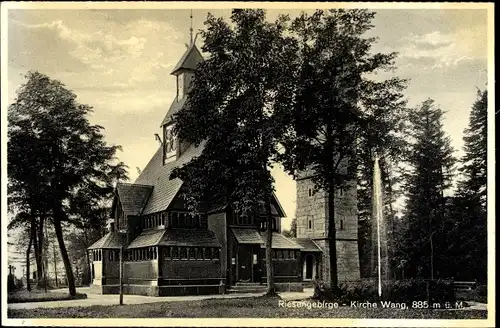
[313,279,455,305]
[476,285,487,297]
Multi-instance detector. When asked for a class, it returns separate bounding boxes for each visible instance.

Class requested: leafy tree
[8,71,123,296]
[279,9,407,291]
[282,218,297,238]
[400,99,455,279]
[171,9,297,295]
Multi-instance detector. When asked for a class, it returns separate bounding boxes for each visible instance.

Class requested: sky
[5,5,489,238]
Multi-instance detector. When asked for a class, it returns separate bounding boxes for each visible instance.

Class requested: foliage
[397,99,456,280]
[282,218,297,238]
[313,279,456,305]
[441,90,488,282]
[279,9,407,288]
[8,71,125,296]
[459,89,487,208]
[170,9,298,295]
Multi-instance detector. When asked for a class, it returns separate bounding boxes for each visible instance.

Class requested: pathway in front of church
[8,287,315,310]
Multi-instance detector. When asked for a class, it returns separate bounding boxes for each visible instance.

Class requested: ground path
[8,287,314,310]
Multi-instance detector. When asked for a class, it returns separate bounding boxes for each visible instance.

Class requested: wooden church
[88,38,360,297]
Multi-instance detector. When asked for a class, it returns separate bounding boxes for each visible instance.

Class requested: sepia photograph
[1,2,494,327]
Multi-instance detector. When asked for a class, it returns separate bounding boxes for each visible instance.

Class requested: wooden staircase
[227,282,267,294]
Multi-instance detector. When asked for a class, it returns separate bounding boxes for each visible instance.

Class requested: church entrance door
[237,245,254,282]
[305,254,314,280]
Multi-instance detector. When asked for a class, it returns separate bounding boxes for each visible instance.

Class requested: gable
[115,183,153,216]
[170,44,203,75]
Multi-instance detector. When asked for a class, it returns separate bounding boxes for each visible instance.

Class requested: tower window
[340,219,344,230]
[308,219,312,230]
[177,73,185,100]
[338,186,345,196]
[308,188,312,197]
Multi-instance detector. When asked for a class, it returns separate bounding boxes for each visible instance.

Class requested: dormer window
[163,124,177,164]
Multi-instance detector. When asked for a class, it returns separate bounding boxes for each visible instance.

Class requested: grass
[8,288,87,304]
[8,296,487,319]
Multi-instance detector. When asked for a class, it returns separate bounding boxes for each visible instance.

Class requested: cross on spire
[189,9,194,45]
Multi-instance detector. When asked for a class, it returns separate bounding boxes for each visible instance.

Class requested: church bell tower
[160,10,203,165]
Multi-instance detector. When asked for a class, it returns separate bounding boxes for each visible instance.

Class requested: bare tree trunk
[26,234,33,291]
[52,242,59,287]
[327,182,339,292]
[83,229,91,285]
[30,213,43,287]
[265,196,276,296]
[37,215,45,276]
[52,204,76,296]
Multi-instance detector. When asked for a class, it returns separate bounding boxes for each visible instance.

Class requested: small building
[88,40,359,297]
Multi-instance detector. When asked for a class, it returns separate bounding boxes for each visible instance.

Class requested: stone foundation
[89,283,224,296]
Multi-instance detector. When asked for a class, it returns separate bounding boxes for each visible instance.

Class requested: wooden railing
[453,281,477,290]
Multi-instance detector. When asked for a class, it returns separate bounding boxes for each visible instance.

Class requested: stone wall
[295,169,360,284]
[312,239,360,283]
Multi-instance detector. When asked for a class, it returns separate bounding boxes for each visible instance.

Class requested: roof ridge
[117,182,154,188]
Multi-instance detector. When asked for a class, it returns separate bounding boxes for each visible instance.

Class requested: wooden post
[119,246,124,305]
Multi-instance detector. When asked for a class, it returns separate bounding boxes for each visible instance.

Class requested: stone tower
[295,169,360,283]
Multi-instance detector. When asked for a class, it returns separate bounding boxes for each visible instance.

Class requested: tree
[443,89,487,282]
[400,99,455,279]
[459,89,487,208]
[8,71,123,296]
[171,9,298,296]
[282,218,297,238]
[279,9,407,291]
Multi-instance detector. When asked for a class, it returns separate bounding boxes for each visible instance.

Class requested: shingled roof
[127,229,221,249]
[160,95,187,127]
[127,229,165,249]
[232,228,264,245]
[170,43,203,75]
[159,229,221,248]
[133,143,204,215]
[115,183,153,216]
[230,228,302,249]
[88,232,127,250]
[260,232,303,250]
[291,238,323,252]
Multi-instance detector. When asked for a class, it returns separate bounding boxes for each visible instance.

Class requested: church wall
[161,259,221,279]
[124,260,158,281]
[102,257,120,284]
[258,249,302,283]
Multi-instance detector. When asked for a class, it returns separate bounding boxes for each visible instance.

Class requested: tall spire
[189,9,194,46]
